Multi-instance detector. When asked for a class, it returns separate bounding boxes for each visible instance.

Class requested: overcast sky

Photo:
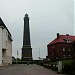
[0,0,74,60]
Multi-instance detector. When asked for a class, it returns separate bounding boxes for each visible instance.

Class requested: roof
[48,35,75,46]
[0,18,11,37]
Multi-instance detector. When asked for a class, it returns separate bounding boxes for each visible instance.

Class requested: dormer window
[63,38,72,43]
[63,38,67,42]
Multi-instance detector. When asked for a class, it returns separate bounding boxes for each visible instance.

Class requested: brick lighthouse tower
[22,13,32,61]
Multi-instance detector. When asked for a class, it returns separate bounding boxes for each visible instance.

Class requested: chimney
[66,34,69,36]
[57,33,59,38]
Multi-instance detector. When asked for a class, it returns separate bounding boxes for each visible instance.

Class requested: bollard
[57,61,62,73]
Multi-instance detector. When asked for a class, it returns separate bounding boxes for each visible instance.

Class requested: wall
[0,28,2,66]
[2,28,7,49]
[6,36,12,64]
[48,43,74,60]
[1,28,12,65]
[47,44,59,60]
[58,43,74,59]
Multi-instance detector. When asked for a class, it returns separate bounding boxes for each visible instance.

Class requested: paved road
[0,64,64,75]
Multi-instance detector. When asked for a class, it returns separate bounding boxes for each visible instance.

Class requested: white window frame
[68,48,70,51]
[63,47,65,51]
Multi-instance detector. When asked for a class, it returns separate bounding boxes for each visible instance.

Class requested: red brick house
[47,33,75,60]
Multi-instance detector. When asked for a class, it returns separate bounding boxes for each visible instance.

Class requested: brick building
[47,33,75,60]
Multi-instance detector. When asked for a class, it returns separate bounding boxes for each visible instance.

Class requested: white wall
[0,27,12,65]
[6,37,12,64]
[2,29,7,49]
[0,26,12,66]
[4,29,12,65]
[0,28,2,65]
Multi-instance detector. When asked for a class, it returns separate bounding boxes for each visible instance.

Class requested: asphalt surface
[0,64,65,75]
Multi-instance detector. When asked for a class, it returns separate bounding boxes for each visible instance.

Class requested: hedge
[12,61,33,64]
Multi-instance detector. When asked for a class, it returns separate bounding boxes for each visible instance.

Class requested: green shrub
[12,61,33,64]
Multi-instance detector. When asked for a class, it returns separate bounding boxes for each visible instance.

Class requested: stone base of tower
[22,57,33,61]
[21,47,33,61]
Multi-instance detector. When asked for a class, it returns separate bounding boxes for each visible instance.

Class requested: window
[68,40,72,43]
[63,54,66,58]
[63,47,65,51]
[68,48,70,51]
[69,54,71,57]
[63,55,65,56]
